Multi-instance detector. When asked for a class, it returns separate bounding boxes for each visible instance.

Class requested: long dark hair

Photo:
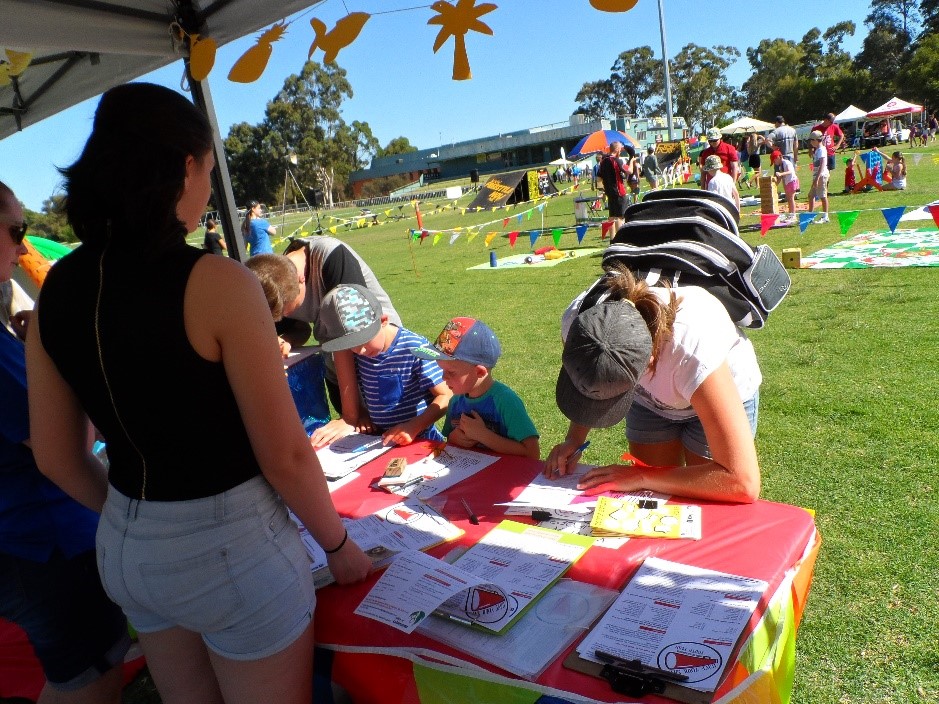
[59,82,212,254]
[242,200,259,236]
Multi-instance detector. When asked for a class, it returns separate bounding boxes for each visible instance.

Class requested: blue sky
[2,0,867,211]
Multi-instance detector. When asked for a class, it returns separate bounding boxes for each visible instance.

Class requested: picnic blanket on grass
[803,229,939,268]
[467,248,601,270]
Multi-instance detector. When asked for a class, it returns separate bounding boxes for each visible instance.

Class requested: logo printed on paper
[656,642,722,683]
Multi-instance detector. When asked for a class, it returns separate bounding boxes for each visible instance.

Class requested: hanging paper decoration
[836,210,860,235]
[229,21,288,83]
[529,230,540,248]
[0,49,32,86]
[576,225,587,243]
[428,0,497,80]
[590,0,639,11]
[881,206,906,233]
[308,12,370,63]
[508,231,518,247]
[760,214,778,236]
[188,34,217,81]
[798,213,815,233]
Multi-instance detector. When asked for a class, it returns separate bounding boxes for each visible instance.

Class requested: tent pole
[189,76,246,262]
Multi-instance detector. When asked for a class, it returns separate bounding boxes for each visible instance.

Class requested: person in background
[812,113,845,172]
[703,154,740,211]
[242,201,275,256]
[26,83,370,704]
[807,130,830,224]
[842,154,861,193]
[698,127,739,190]
[1,179,131,704]
[641,146,662,190]
[771,150,798,222]
[881,150,908,191]
[545,265,761,504]
[597,141,631,234]
[414,317,539,459]
[768,116,798,167]
[202,218,227,255]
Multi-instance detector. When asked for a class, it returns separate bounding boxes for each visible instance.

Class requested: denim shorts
[626,392,759,459]
[0,549,130,690]
[96,475,315,661]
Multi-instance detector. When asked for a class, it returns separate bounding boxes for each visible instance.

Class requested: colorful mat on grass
[803,229,939,268]
[467,248,601,270]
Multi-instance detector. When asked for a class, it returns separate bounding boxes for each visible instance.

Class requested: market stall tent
[866,97,923,119]
[833,105,868,123]
[0,0,329,259]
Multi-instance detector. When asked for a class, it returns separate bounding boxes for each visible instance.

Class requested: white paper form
[576,557,768,693]
[501,464,669,520]
[291,501,462,588]
[315,432,392,480]
[389,446,499,499]
[355,550,487,634]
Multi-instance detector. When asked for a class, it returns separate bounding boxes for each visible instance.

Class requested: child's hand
[310,419,354,449]
[456,411,487,441]
[278,336,292,358]
[446,427,475,448]
[381,422,418,446]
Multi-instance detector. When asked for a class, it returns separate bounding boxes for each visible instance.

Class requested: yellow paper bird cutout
[427,0,496,80]
[0,65,9,87]
[189,34,217,81]
[5,49,32,76]
[590,0,639,10]
[309,12,370,63]
[229,21,287,83]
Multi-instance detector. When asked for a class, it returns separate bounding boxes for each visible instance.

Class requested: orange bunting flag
[502,218,509,228]
[508,231,519,247]
[601,221,613,239]
[308,13,370,63]
[760,214,778,236]
[552,228,563,247]
[484,232,497,247]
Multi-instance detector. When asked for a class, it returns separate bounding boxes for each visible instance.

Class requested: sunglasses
[0,216,27,245]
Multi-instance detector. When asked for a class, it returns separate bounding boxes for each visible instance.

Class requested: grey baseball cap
[316,284,382,353]
[556,300,653,428]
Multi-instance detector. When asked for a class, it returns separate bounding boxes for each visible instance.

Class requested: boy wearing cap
[807,130,830,224]
[414,318,539,459]
[698,128,739,190]
[703,154,740,211]
[312,284,451,447]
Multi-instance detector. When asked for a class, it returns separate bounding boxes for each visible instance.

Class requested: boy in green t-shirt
[413,318,540,459]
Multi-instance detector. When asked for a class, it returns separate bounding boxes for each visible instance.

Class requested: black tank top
[38,241,261,501]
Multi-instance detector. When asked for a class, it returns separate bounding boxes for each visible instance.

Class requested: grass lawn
[129,145,937,702]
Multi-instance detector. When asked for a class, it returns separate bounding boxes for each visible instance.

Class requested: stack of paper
[590,496,701,540]
[315,432,392,480]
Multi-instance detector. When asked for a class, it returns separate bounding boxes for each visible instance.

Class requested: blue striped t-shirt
[355,326,444,438]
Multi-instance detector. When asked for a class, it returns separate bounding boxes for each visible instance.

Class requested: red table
[317,441,820,704]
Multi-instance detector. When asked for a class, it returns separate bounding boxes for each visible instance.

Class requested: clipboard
[563,650,712,704]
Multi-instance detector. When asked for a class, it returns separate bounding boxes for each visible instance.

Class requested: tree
[669,43,740,133]
[818,21,857,77]
[224,121,279,205]
[740,38,802,114]
[867,0,920,35]
[922,0,939,36]
[574,46,664,119]
[22,195,75,243]
[897,32,939,109]
[377,137,418,158]
[855,23,911,84]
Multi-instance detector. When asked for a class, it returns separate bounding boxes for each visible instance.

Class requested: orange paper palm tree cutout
[427,0,496,80]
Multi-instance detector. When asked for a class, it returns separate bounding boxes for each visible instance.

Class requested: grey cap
[317,284,382,353]
[556,300,653,428]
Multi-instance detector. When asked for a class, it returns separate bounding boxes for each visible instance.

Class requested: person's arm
[187,256,370,583]
[731,183,741,211]
[25,304,110,512]
[453,411,540,459]
[218,237,228,251]
[333,348,368,428]
[382,381,452,446]
[577,362,760,503]
[728,151,740,182]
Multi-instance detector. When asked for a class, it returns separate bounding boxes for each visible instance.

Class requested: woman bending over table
[545,266,761,504]
[26,83,371,704]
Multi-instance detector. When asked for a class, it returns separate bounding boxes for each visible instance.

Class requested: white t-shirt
[561,286,762,421]
[706,170,737,208]
[777,158,796,185]
[813,144,829,176]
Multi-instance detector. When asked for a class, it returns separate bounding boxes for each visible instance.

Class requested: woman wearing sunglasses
[1,180,131,703]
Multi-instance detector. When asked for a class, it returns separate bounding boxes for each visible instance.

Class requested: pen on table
[351,438,383,453]
[398,476,424,490]
[460,498,479,525]
[433,610,473,626]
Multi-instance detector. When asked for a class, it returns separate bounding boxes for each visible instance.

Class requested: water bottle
[489,250,497,267]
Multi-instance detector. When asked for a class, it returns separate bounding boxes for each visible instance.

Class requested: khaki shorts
[812,173,829,200]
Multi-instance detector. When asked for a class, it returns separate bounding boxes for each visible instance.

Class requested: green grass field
[155,146,937,702]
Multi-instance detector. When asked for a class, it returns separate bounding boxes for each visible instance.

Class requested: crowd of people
[2,82,771,703]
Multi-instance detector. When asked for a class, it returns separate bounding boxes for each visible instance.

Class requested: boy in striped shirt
[315,284,451,446]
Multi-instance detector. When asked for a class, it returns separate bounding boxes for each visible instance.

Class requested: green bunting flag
[836,210,860,235]
[552,228,563,247]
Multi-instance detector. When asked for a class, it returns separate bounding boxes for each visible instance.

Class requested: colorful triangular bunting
[576,225,587,243]
[798,213,815,233]
[836,210,860,235]
[881,205,906,233]
[508,231,519,247]
[552,228,563,247]
[760,214,778,236]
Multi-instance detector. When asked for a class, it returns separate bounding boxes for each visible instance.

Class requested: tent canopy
[720,117,775,135]
[866,97,923,119]
[833,105,867,123]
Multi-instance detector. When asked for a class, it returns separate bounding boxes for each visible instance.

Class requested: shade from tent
[833,105,867,123]
[866,97,923,119]
[720,117,775,135]
[568,129,641,157]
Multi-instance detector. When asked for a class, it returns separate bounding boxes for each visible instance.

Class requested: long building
[349,114,689,198]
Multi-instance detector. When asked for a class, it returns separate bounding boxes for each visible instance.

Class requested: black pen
[460,498,479,525]
[398,476,424,490]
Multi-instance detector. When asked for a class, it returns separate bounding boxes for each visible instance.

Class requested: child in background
[807,130,830,224]
[843,154,861,193]
[315,284,451,446]
[245,253,305,357]
[771,150,798,222]
[414,318,539,459]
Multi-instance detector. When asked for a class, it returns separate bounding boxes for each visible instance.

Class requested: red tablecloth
[317,442,818,703]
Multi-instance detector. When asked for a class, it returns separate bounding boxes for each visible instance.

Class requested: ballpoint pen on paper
[552,440,590,476]
[432,610,473,626]
[398,476,424,490]
[460,498,479,525]
[351,438,384,453]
